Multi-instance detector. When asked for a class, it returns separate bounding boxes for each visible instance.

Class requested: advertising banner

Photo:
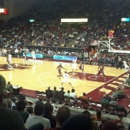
[23,53,43,58]
[53,55,77,61]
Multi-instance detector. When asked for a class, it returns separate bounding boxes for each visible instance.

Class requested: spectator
[82,110,98,130]
[6,99,12,109]
[93,111,105,121]
[26,104,51,129]
[55,106,71,129]
[101,96,109,109]
[58,87,65,96]
[26,106,33,117]
[11,97,16,108]
[64,90,70,98]
[117,56,123,69]
[58,87,65,102]
[111,90,118,99]
[0,75,27,130]
[101,121,118,130]
[82,110,91,118]
[5,81,14,94]
[109,97,118,109]
[104,94,111,101]
[128,124,130,130]
[46,87,53,99]
[114,54,118,68]
[114,114,124,129]
[16,100,29,123]
[17,92,26,101]
[52,86,58,102]
[29,123,44,130]
[116,88,125,99]
[36,98,44,106]
[62,114,94,130]
[1,98,8,108]
[70,89,77,101]
[78,92,89,102]
[124,75,130,88]
[44,102,56,128]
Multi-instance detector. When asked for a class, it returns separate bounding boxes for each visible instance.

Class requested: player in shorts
[57,63,66,79]
[72,57,77,71]
[31,50,36,60]
[95,63,105,79]
[6,52,13,69]
[79,62,85,73]
[24,51,28,61]
[61,71,72,86]
[79,62,85,80]
[123,61,129,72]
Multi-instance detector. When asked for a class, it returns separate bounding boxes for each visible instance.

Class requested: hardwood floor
[0,57,125,96]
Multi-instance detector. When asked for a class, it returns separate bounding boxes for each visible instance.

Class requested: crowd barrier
[27,46,84,53]
[23,53,43,58]
[53,55,77,61]
[22,53,77,61]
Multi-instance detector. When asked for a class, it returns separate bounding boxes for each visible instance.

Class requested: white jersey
[72,59,77,64]
[31,51,36,59]
[123,61,129,71]
[8,54,12,60]
[62,73,69,82]
[94,53,97,58]
[8,54,12,62]
[72,59,77,69]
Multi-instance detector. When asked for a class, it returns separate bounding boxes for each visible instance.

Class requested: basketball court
[0,57,125,96]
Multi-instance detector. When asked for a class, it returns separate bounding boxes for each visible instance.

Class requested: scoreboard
[0,8,8,15]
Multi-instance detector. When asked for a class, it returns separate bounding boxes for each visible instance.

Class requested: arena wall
[0,0,40,21]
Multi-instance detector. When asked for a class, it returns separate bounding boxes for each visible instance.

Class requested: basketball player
[61,71,72,86]
[6,52,13,69]
[72,57,77,71]
[31,50,36,60]
[79,62,85,73]
[79,62,85,80]
[94,52,98,65]
[95,63,105,79]
[24,51,28,61]
[57,63,66,79]
[123,61,129,72]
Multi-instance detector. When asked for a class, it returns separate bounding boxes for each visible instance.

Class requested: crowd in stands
[1,74,130,130]
[101,90,127,117]
[0,0,130,50]
[0,23,80,48]
[0,0,130,129]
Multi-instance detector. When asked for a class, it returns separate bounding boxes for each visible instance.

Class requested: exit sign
[0,8,8,15]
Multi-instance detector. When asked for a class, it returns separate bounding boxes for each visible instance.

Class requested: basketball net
[102,36,130,54]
